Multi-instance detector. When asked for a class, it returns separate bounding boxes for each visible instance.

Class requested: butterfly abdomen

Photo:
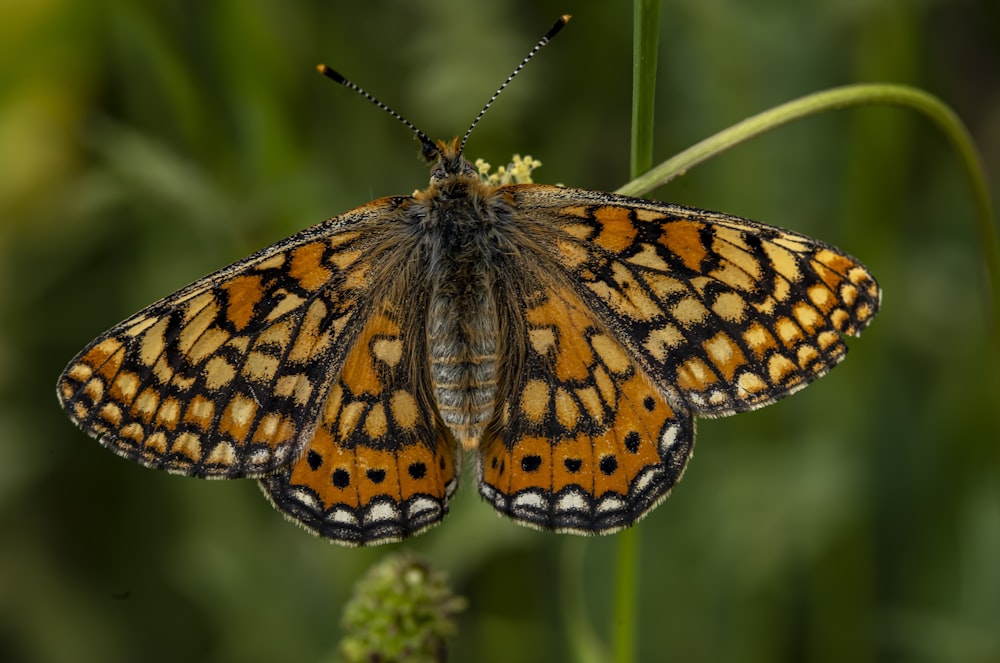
[426,275,499,450]
[421,176,507,449]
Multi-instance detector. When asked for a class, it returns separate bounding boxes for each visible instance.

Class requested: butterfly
[56,16,880,546]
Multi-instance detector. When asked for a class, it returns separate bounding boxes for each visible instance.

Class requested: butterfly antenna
[458,14,571,156]
[317,64,440,162]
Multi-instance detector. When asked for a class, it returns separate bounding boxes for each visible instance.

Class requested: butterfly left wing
[509,184,880,418]
[260,300,459,546]
[59,194,458,546]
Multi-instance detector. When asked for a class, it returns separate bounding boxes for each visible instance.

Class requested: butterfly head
[412,138,485,206]
[425,137,477,184]
[418,138,544,199]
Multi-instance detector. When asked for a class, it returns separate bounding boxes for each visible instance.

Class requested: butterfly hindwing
[480,264,694,534]
[260,300,459,546]
[510,185,881,417]
[56,198,410,478]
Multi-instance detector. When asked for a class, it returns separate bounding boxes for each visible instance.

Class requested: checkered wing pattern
[512,185,880,417]
[57,198,413,478]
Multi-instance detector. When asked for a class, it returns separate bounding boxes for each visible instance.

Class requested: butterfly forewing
[508,185,880,418]
[57,198,410,478]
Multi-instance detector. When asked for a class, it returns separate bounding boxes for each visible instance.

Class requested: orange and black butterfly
[56,16,879,546]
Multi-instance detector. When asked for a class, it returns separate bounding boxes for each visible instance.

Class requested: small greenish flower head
[339,554,467,663]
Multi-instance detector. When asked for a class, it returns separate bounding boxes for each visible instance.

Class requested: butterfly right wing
[476,182,879,534]
[57,197,413,478]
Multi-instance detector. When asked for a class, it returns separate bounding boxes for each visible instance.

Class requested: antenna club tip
[317,64,346,84]
[545,15,571,40]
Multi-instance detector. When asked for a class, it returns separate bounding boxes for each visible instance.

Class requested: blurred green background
[2,0,998,661]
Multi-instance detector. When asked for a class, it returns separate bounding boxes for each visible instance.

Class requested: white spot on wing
[555,490,589,513]
[364,501,400,525]
[512,490,547,511]
[596,495,625,514]
[330,508,357,525]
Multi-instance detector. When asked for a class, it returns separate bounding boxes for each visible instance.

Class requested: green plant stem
[616,84,999,343]
[614,3,660,663]
[612,529,640,663]
[630,0,660,180]
[562,542,611,663]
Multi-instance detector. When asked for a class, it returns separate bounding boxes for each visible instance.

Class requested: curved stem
[616,84,999,340]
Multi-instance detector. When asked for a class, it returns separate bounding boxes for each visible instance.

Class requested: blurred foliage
[1,0,999,662]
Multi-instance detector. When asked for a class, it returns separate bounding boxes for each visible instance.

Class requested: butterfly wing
[260,299,458,546]
[56,198,396,468]
[58,196,458,544]
[479,261,694,534]
[478,184,879,534]
[510,184,880,417]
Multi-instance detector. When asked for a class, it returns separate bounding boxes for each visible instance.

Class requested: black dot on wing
[624,431,641,454]
[307,450,323,470]
[332,468,351,488]
[366,468,386,484]
[599,455,618,475]
[521,455,542,472]
[564,458,582,473]
[408,461,427,480]
[643,396,656,411]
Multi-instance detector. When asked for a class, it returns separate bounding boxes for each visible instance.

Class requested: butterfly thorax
[415,148,509,450]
